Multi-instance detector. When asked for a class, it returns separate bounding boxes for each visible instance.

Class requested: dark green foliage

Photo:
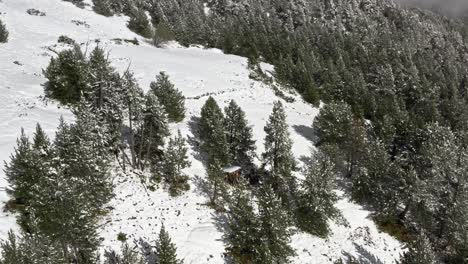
[0,19,9,43]
[224,183,295,263]
[256,184,296,263]
[136,92,169,170]
[117,232,127,242]
[4,125,54,231]
[199,97,230,165]
[155,224,183,264]
[262,101,296,208]
[415,123,468,261]
[150,72,185,123]
[93,0,113,17]
[224,100,256,167]
[296,151,338,237]
[398,232,440,264]
[0,230,67,264]
[162,130,191,196]
[153,21,175,47]
[57,35,76,45]
[104,243,143,264]
[224,185,261,263]
[127,7,152,38]
[199,97,230,205]
[43,45,89,105]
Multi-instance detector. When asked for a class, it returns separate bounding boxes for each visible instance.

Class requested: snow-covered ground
[0,0,403,263]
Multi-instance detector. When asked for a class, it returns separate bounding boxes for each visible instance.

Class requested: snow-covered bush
[0,19,8,43]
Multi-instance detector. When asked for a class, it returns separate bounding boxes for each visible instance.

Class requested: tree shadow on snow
[212,212,235,264]
[292,124,318,144]
[191,174,212,198]
[341,243,385,264]
[187,116,209,164]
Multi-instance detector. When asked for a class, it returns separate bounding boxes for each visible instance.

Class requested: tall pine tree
[155,224,183,264]
[262,101,296,209]
[224,100,256,167]
[150,72,185,123]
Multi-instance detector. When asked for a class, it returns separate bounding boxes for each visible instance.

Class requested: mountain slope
[0,0,403,262]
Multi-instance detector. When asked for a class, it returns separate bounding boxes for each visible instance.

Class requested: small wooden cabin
[223,165,243,185]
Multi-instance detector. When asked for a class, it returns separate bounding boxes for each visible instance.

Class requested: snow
[0,0,404,263]
[222,166,242,173]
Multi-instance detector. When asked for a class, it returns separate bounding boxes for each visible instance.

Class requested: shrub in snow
[0,19,8,43]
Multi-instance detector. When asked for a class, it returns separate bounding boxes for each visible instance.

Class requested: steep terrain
[0,0,403,262]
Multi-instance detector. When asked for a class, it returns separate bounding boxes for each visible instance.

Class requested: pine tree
[150,72,185,122]
[296,151,338,237]
[29,110,112,262]
[127,7,152,38]
[398,232,440,264]
[43,45,89,105]
[88,46,115,107]
[87,46,124,152]
[206,158,226,206]
[92,0,113,17]
[417,123,468,260]
[121,71,145,168]
[0,230,67,264]
[262,101,296,208]
[224,100,256,166]
[155,224,183,264]
[162,130,191,196]
[257,184,295,263]
[0,19,8,43]
[193,100,230,203]
[4,129,34,207]
[224,184,262,263]
[136,92,170,170]
[153,21,176,47]
[104,243,144,264]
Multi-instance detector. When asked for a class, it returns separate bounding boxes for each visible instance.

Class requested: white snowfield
[0,0,403,263]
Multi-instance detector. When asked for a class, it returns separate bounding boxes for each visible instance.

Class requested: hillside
[0,0,405,263]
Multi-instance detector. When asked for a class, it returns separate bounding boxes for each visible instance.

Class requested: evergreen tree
[0,19,8,43]
[4,129,34,208]
[224,100,256,166]
[257,184,295,263]
[417,123,468,261]
[224,184,262,263]
[104,243,144,264]
[162,130,191,196]
[136,92,169,170]
[206,158,226,206]
[127,7,152,38]
[93,0,113,17]
[43,45,89,105]
[398,232,440,264]
[150,72,185,122]
[87,46,116,108]
[0,230,67,264]
[153,22,175,47]
[296,151,338,237]
[28,109,112,262]
[121,71,145,168]
[262,101,296,208]
[155,224,183,264]
[199,96,230,165]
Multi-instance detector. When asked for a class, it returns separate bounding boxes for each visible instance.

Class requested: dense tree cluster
[2,45,189,262]
[197,97,339,261]
[4,108,112,262]
[43,45,189,196]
